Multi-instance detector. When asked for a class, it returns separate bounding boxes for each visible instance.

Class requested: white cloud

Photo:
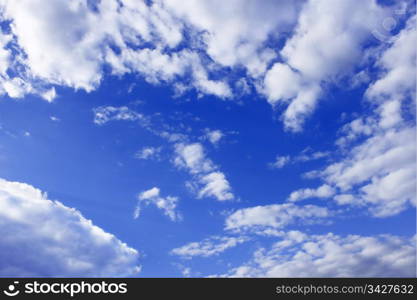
[171,235,249,258]
[205,129,224,146]
[2,0,104,91]
[1,77,32,98]
[0,177,140,277]
[50,116,60,122]
[135,146,161,160]
[268,155,290,169]
[366,15,416,103]
[325,126,415,217]
[263,0,388,131]
[295,150,329,162]
[174,142,234,201]
[288,16,416,217]
[269,150,329,169]
[162,0,301,76]
[198,172,234,201]
[41,87,56,103]
[0,0,409,131]
[93,106,145,125]
[221,233,416,277]
[0,0,235,99]
[174,143,215,174]
[288,184,335,202]
[263,64,303,104]
[225,203,330,232]
[134,187,181,221]
[0,31,12,76]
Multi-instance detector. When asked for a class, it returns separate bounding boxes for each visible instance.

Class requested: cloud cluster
[221,233,416,277]
[0,177,140,277]
[1,0,407,133]
[287,16,416,217]
[262,0,389,131]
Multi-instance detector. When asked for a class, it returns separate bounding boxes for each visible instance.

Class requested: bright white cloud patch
[41,87,57,103]
[171,236,249,258]
[205,129,224,146]
[198,172,234,201]
[134,187,181,221]
[174,143,215,174]
[0,177,140,277]
[288,184,335,202]
[174,143,234,201]
[225,203,330,232]
[263,0,388,131]
[220,233,416,277]
[162,0,301,75]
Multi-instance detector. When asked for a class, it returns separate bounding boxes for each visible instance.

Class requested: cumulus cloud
[134,187,181,221]
[220,233,416,277]
[225,203,330,232]
[162,0,302,76]
[288,184,335,202]
[263,0,388,131]
[0,0,236,99]
[174,142,234,201]
[0,0,409,135]
[171,235,249,258]
[0,177,140,277]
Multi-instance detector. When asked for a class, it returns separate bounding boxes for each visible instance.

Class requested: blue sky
[0,0,416,277]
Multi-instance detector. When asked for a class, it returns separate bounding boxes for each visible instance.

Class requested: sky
[0,0,415,277]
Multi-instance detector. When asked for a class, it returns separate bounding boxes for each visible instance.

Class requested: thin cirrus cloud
[224,203,331,232]
[171,235,249,259]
